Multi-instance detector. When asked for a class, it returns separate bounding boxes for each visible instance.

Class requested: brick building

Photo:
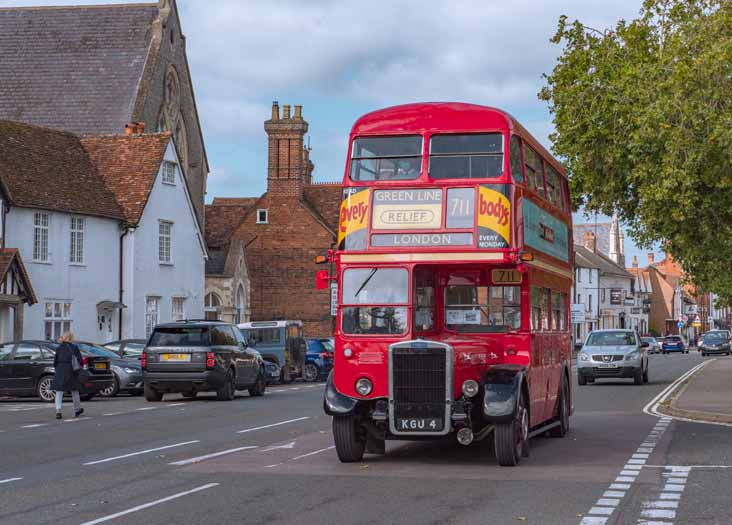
[0,0,209,224]
[205,103,341,336]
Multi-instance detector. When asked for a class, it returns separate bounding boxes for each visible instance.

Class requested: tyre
[332,415,366,462]
[182,391,197,399]
[216,369,236,401]
[144,383,163,402]
[643,364,649,383]
[578,374,587,386]
[634,367,643,385]
[549,378,569,438]
[303,362,319,383]
[80,393,94,402]
[248,368,266,397]
[495,390,528,467]
[37,375,55,403]
[99,374,119,398]
[702,353,706,357]
[280,366,293,384]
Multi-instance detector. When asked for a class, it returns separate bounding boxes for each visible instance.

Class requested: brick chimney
[648,253,655,265]
[632,255,638,269]
[124,122,145,135]
[583,231,596,252]
[264,101,309,198]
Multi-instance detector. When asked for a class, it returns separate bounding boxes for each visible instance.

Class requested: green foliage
[541,0,732,302]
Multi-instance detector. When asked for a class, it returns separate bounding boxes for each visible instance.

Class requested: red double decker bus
[321,102,573,466]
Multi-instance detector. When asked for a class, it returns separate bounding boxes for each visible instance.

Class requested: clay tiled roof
[303,183,341,233]
[81,133,171,224]
[0,120,124,219]
[0,248,37,305]
[205,198,258,248]
[0,4,157,135]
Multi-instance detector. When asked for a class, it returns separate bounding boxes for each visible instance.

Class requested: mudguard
[323,370,359,416]
[482,365,526,423]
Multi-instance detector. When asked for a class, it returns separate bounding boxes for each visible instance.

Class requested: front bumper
[117,369,144,392]
[143,370,226,392]
[663,347,685,352]
[80,375,115,394]
[578,365,640,379]
[700,346,730,354]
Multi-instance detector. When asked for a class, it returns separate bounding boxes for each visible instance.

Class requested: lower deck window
[445,285,520,333]
[342,306,408,335]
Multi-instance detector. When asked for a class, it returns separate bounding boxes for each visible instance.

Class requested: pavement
[0,354,730,524]
[662,355,732,423]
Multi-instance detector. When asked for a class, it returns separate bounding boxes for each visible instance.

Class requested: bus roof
[349,102,563,177]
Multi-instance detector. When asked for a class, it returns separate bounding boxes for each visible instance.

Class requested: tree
[540,0,732,304]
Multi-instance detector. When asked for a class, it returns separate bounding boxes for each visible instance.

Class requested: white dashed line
[166,403,186,407]
[169,446,258,466]
[136,407,157,411]
[79,483,219,525]
[290,445,335,461]
[83,440,200,465]
[236,416,310,434]
[0,477,22,485]
[20,423,48,429]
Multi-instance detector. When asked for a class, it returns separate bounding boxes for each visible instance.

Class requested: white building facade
[572,247,601,345]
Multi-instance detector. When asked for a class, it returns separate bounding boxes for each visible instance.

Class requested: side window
[551,291,567,330]
[414,268,436,333]
[545,164,562,208]
[211,326,237,346]
[561,178,570,213]
[540,288,550,330]
[14,344,42,361]
[523,145,545,197]
[0,344,13,361]
[530,287,541,331]
[509,135,524,183]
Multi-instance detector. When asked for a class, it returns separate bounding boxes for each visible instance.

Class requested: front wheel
[144,383,163,402]
[643,364,649,383]
[578,374,587,386]
[634,367,643,385]
[333,415,365,462]
[303,362,319,382]
[37,376,55,402]
[495,391,528,466]
[549,378,569,438]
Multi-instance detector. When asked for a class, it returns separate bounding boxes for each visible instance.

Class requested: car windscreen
[702,334,724,342]
[586,332,636,346]
[148,327,209,347]
[77,343,119,359]
[641,338,655,343]
[122,343,145,356]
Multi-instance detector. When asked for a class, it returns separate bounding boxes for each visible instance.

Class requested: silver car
[577,330,649,385]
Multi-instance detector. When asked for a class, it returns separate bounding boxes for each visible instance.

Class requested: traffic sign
[677,321,684,329]
[571,304,585,324]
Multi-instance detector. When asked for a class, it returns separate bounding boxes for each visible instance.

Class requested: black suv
[142,321,266,401]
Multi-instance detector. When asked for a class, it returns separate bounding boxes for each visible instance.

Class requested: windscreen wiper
[354,268,378,298]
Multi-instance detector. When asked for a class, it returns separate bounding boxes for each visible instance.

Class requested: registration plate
[94,362,107,370]
[161,353,191,362]
[597,363,618,368]
[395,418,443,432]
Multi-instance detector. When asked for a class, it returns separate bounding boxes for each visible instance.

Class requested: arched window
[205,292,221,320]
[235,285,245,324]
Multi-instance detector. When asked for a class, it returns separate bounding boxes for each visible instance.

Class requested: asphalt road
[0,353,729,525]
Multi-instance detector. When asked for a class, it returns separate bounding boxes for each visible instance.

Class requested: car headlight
[625,351,640,361]
[123,367,140,374]
[355,377,373,396]
[462,379,479,398]
[579,352,590,361]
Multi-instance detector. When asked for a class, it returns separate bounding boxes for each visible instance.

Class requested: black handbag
[71,354,82,372]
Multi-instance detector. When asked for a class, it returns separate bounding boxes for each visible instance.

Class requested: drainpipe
[118,225,131,340]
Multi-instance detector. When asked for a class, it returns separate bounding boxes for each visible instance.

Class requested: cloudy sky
[6,0,661,264]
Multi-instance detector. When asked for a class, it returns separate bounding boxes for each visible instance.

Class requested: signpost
[571,304,585,324]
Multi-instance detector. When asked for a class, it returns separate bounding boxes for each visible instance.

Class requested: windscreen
[350,136,422,181]
[586,332,636,346]
[341,268,409,335]
[148,327,209,347]
[429,133,503,180]
[244,328,281,345]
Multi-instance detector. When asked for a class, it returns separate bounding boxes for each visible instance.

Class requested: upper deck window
[429,133,503,180]
[545,163,563,208]
[524,145,545,197]
[350,136,422,181]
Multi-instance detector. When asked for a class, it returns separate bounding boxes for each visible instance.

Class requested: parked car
[0,341,114,402]
[142,321,267,401]
[237,320,307,383]
[698,332,731,356]
[304,338,334,382]
[55,342,143,397]
[641,337,662,354]
[662,335,688,354]
[577,329,649,385]
[263,359,281,385]
[104,339,146,360]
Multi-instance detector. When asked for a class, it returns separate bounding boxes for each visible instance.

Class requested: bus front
[323,103,570,466]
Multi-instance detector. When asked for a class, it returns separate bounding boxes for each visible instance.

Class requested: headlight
[355,377,372,396]
[123,367,139,374]
[579,352,590,361]
[625,351,640,361]
[462,379,479,398]
[344,347,353,358]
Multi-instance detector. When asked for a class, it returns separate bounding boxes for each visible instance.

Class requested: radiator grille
[390,345,448,429]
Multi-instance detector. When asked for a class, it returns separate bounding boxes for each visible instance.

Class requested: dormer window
[162,161,177,185]
[257,209,268,224]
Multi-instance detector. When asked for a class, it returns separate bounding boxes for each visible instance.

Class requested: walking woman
[51,332,85,419]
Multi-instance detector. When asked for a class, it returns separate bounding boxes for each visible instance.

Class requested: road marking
[83,440,200,466]
[291,446,335,461]
[610,483,631,490]
[264,464,281,468]
[169,446,258,466]
[263,441,296,451]
[0,477,22,484]
[78,483,219,525]
[579,518,607,525]
[102,412,123,417]
[236,416,310,434]
[20,423,48,428]
[166,403,185,407]
[588,507,614,516]
[603,491,626,498]
[136,407,157,411]
[64,417,91,423]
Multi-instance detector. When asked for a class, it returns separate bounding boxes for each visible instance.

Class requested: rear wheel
[643,363,649,383]
[549,378,569,438]
[495,390,528,467]
[634,367,643,385]
[248,368,266,397]
[80,393,94,402]
[100,374,119,398]
[303,362,319,382]
[144,383,163,402]
[333,415,366,462]
[216,369,236,401]
[37,376,55,402]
